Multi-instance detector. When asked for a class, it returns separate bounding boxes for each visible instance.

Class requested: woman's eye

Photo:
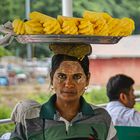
[58,74,66,80]
[73,74,81,80]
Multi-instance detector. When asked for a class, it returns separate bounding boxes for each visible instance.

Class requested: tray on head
[15,34,122,44]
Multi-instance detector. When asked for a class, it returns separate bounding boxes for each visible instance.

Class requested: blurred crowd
[0,56,51,86]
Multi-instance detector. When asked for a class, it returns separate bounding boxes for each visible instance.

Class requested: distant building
[89,35,140,86]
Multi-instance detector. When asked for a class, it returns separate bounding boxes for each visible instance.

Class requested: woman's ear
[86,73,91,86]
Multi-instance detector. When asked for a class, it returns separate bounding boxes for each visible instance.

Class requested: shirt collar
[40,94,94,119]
[40,94,56,119]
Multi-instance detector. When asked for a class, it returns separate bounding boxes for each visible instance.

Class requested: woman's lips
[61,90,76,95]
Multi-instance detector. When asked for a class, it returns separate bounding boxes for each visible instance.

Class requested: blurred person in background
[106,74,140,126]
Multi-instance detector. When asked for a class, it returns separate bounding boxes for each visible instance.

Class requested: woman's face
[52,61,89,103]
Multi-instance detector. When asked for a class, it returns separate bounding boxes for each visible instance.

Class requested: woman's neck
[55,99,80,121]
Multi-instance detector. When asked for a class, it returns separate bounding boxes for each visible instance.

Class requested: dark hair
[106,74,134,101]
[50,54,89,84]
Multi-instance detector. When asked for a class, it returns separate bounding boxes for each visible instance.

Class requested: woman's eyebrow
[73,73,82,76]
[57,72,82,75]
[57,72,65,75]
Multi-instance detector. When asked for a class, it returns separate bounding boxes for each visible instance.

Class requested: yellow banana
[47,25,60,34]
[43,19,61,34]
[118,17,135,36]
[57,15,81,26]
[20,23,25,35]
[55,29,62,34]
[12,10,135,36]
[24,22,34,34]
[16,20,23,34]
[24,20,44,34]
[61,20,78,35]
[33,27,43,32]
[12,19,25,35]
[43,19,58,27]
[78,19,94,35]
[78,22,89,29]
[79,28,92,35]
[26,20,42,28]
[29,11,55,24]
[12,19,20,33]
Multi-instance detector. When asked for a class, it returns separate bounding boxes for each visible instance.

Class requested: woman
[10,44,117,140]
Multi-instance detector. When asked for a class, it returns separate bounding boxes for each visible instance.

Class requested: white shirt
[106,101,140,126]
[0,132,11,140]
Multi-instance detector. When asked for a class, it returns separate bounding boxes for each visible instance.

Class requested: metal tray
[15,34,122,44]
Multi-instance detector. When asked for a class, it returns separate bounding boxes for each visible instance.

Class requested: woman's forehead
[56,61,84,73]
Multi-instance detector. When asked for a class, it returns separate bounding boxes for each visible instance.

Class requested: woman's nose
[65,77,74,88]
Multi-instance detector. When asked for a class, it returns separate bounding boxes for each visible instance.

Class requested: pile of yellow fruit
[12,10,135,36]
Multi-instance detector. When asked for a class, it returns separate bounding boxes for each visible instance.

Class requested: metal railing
[0,119,13,124]
[0,98,140,125]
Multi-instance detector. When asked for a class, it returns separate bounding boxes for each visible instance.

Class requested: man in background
[106,74,140,126]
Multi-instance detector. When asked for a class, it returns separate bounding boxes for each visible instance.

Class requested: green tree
[0,47,12,57]
[0,0,140,58]
[73,0,140,34]
[31,0,62,18]
[0,0,25,24]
